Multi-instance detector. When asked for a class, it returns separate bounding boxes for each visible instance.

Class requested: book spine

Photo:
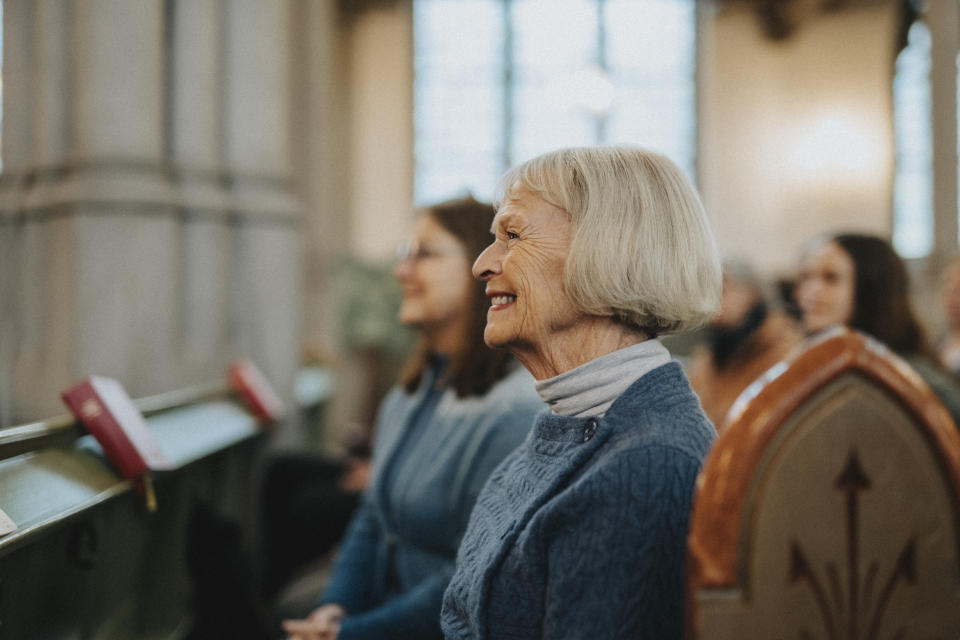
[228,362,284,423]
[61,385,149,479]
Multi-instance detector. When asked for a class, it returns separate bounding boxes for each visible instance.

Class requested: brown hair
[398,196,514,397]
[831,233,930,357]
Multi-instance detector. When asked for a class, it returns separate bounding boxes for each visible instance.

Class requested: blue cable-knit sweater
[441,361,716,640]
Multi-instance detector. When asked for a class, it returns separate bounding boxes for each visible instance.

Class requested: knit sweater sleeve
[540,444,702,640]
[317,495,381,615]
[336,408,534,640]
[336,569,448,640]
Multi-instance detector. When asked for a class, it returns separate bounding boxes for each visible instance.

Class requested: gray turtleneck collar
[534,340,671,417]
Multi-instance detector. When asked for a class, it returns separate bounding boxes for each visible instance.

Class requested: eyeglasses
[395,239,464,263]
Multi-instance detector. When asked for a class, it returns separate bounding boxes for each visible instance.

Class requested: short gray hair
[494,146,721,335]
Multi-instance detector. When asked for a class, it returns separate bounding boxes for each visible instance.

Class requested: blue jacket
[320,364,543,639]
[441,362,716,639]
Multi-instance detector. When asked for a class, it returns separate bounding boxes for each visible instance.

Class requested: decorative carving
[788,451,917,639]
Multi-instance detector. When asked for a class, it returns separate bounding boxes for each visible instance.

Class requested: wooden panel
[0,385,265,638]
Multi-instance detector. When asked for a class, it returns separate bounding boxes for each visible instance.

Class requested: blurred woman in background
[283,196,543,640]
[795,232,960,426]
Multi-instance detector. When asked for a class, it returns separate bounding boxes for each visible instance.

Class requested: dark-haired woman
[283,197,543,640]
[795,232,960,426]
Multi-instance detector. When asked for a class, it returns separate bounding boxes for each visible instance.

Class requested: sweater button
[582,419,597,442]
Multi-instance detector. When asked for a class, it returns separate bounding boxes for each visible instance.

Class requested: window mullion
[929,0,959,256]
[502,0,514,174]
[595,0,607,143]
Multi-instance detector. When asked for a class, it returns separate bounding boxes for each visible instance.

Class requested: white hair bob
[493,146,722,335]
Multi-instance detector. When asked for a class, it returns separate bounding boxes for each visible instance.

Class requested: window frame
[412,0,700,206]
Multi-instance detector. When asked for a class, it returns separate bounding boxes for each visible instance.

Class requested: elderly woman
[440,146,722,640]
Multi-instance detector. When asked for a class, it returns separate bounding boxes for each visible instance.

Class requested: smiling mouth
[487,293,517,311]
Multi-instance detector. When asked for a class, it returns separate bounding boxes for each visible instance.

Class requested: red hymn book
[61,376,171,480]
[228,360,286,424]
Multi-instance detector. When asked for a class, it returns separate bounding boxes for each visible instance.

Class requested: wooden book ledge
[0,382,266,638]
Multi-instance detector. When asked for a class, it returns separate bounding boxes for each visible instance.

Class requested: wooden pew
[0,382,266,638]
[687,327,960,638]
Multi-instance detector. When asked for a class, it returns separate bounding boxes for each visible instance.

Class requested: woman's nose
[394,258,413,281]
[472,243,500,280]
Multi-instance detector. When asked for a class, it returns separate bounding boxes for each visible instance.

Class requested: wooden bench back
[687,328,960,638]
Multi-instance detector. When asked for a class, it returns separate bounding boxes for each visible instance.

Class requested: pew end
[687,327,960,638]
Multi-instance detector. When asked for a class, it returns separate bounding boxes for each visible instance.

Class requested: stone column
[0,0,37,426]
[0,0,176,422]
[0,0,303,430]
[222,0,303,444]
[929,0,959,261]
[292,0,352,357]
[171,0,233,385]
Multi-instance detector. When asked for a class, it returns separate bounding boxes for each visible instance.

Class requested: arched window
[413,0,697,205]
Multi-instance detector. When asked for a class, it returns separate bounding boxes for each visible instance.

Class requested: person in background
[687,259,803,430]
[936,256,960,376]
[795,232,960,426]
[283,196,543,640]
[441,146,722,640]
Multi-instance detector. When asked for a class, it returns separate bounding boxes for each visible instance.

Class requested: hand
[339,458,370,493]
[283,604,346,640]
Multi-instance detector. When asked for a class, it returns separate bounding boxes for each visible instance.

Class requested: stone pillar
[292,0,352,357]
[223,0,303,445]
[66,0,180,401]
[1,0,176,422]
[0,0,36,426]
[0,0,303,431]
[929,0,959,261]
[171,0,233,385]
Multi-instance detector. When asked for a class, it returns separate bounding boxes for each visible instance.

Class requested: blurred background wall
[0,0,954,451]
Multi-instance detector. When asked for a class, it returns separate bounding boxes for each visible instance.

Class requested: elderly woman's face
[472,189,581,356]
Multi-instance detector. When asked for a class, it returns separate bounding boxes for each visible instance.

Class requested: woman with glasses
[283,196,543,640]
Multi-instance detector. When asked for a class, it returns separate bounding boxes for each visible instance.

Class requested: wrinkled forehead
[489,192,528,233]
